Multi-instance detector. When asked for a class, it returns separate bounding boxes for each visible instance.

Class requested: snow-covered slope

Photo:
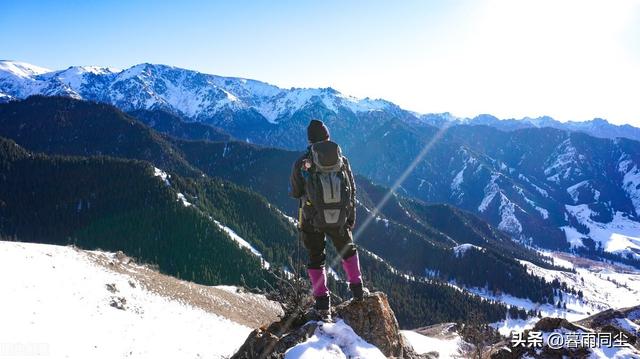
[0,60,50,78]
[0,60,393,122]
[451,250,640,335]
[0,61,51,100]
[562,204,640,259]
[0,240,281,358]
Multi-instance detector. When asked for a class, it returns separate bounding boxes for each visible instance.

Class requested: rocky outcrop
[335,292,419,358]
[532,317,584,332]
[490,306,640,359]
[576,305,640,348]
[231,291,428,359]
[231,318,318,359]
[490,318,591,359]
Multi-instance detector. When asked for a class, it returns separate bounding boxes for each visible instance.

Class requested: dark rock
[109,296,127,310]
[232,328,279,359]
[231,314,316,359]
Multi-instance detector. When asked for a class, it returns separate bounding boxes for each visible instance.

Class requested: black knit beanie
[307,119,330,143]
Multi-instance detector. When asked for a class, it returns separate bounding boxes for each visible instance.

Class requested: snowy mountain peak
[56,65,119,77]
[0,61,394,123]
[0,60,51,78]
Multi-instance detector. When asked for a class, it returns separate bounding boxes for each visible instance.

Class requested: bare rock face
[335,292,422,358]
[231,291,427,359]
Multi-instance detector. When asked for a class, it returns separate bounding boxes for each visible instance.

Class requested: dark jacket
[290,148,356,228]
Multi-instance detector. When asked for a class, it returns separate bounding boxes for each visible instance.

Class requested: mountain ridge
[0,60,395,125]
[421,112,640,143]
[1,60,638,141]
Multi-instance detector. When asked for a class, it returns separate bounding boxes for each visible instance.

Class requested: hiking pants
[301,227,357,269]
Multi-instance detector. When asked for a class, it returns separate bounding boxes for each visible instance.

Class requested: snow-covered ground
[284,320,386,359]
[0,240,390,358]
[401,329,462,358]
[526,252,640,312]
[0,241,264,358]
[455,251,640,335]
[563,204,640,259]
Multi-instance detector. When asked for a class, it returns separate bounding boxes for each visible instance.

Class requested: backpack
[303,141,353,229]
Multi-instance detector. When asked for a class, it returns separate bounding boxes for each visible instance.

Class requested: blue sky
[2,0,639,124]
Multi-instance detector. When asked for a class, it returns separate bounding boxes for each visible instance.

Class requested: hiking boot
[309,295,332,322]
[349,282,369,301]
[308,308,333,322]
[314,294,330,311]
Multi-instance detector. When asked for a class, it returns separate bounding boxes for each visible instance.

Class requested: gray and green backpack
[303,141,353,229]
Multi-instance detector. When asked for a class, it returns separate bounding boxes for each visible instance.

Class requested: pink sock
[307,267,329,297]
[342,253,362,284]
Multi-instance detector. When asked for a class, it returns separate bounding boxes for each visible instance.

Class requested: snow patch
[327,267,341,281]
[401,330,461,358]
[176,193,192,207]
[618,155,640,215]
[213,220,270,269]
[153,167,170,186]
[561,225,587,249]
[492,317,540,336]
[564,204,640,259]
[285,320,386,359]
[544,139,584,183]
[222,142,230,158]
[566,180,600,203]
[451,165,466,192]
[374,216,390,228]
[478,174,500,212]
[514,185,549,219]
[498,193,523,235]
[518,174,549,198]
[453,243,484,257]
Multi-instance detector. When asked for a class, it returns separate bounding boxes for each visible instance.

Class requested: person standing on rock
[290,119,368,317]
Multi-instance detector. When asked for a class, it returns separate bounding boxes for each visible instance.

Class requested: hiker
[289,119,367,316]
